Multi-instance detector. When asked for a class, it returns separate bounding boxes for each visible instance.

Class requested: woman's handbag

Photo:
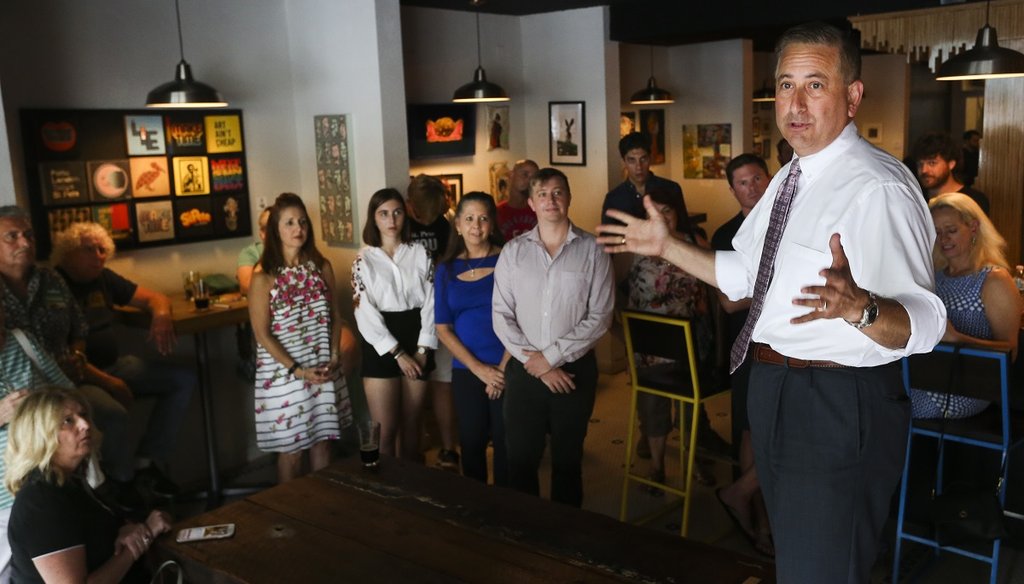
[927,345,1008,546]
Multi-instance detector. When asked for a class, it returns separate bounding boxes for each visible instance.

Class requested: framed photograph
[407,104,475,160]
[549,101,586,166]
[638,109,666,165]
[435,174,463,210]
[864,123,883,144]
[619,111,637,138]
[124,115,166,156]
[129,156,170,198]
[314,114,358,248]
[489,162,511,204]
[486,105,509,151]
[135,200,175,242]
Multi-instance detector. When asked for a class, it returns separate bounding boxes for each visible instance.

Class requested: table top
[155,457,775,583]
[118,294,249,336]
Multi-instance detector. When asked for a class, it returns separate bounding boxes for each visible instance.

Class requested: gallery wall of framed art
[21,108,252,257]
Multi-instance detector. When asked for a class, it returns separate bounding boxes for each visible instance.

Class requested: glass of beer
[357,420,381,469]
[192,278,211,311]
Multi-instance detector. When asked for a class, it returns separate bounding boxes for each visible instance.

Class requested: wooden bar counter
[156,457,774,583]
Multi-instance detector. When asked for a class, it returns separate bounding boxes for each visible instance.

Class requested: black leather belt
[752,343,849,369]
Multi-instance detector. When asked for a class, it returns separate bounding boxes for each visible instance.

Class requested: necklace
[464,246,492,278]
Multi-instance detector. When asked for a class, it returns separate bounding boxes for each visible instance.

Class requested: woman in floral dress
[249,193,353,483]
[624,188,714,492]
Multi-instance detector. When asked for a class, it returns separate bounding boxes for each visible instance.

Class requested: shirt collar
[524,221,581,244]
[792,122,859,185]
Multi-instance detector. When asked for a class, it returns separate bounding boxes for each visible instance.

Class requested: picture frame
[549,101,586,166]
[435,173,463,207]
[619,110,637,138]
[407,103,475,160]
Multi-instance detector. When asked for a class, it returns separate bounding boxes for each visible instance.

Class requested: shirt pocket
[769,241,830,321]
[555,271,590,325]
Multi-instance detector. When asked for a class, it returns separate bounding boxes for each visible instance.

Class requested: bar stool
[618,310,729,536]
[893,344,1024,584]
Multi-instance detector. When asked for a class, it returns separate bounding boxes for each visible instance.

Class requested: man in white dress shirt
[600,22,944,583]
[493,168,614,508]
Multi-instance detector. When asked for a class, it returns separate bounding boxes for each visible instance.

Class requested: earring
[971,235,977,246]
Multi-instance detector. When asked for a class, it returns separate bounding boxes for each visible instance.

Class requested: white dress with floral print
[254,262,353,453]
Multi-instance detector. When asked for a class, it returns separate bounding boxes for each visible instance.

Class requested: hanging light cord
[475,13,483,68]
[649,45,655,77]
[174,0,185,62]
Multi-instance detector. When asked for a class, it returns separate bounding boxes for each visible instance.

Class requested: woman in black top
[6,388,172,583]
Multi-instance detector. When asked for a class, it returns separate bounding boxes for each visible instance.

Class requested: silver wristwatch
[846,291,879,330]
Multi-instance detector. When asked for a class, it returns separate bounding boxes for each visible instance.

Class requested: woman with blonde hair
[911,192,1022,419]
[6,388,171,583]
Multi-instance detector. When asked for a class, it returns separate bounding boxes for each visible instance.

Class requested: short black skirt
[361,308,435,380]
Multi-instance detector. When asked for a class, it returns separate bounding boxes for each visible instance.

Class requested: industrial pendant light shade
[936,2,1024,81]
[146,0,228,108]
[452,13,509,103]
[630,46,674,105]
[752,82,775,103]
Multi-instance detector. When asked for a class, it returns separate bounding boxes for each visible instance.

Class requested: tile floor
[173,370,1024,583]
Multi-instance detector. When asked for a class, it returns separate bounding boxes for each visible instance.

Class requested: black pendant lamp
[936,0,1024,81]
[630,46,674,105]
[147,0,228,108]
[452,13,509,103]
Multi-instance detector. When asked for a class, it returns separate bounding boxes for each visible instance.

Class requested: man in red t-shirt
[496,159,539,241]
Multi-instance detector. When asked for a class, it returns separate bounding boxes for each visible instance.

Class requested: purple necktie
[729,159,802,373]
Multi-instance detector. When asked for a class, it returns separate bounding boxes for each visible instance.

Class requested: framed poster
[548,101,585,166]
[682,123,732,179]
[87,160,132,201]
[436,173,463,208]
[486,105,509,151]
[638,109,666,165]
[407,104,475,159]
[135,200,175,242]
[619,111,637,138]
[173,156,210,195]
[124,115,166,156]
[21,108,250,254]
[38,161,88,206]
[314,114,357,248]
[129,157,170,197]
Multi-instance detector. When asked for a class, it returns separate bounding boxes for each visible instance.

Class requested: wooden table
[156,457,775,583]
[120,295,249,505]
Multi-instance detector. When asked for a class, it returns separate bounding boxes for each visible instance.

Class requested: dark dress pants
[747,360,908,584]
[503,351,597,508]
[451,368,508,486]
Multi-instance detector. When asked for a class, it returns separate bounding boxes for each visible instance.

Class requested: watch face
[866,303,879,324]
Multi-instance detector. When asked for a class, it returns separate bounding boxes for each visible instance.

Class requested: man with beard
[912,131,989,214]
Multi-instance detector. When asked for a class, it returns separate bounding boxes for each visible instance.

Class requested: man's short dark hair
[963,129,981,141]
[0,206,30,222]
[618,132,651,158]
[775,21,861,85]
[725,154,769,187]
[530,168,570,194]
[912,132,961,165]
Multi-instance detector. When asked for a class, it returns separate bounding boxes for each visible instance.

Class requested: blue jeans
[451,368,507,486]
[91,355,196,481]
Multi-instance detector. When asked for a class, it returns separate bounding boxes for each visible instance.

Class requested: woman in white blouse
[353,188,437,460]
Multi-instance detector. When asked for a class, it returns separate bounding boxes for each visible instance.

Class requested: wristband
[287,362,300,376]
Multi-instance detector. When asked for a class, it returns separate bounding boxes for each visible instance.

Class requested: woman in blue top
[911,192,1021,419]
[435,192,508,485]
